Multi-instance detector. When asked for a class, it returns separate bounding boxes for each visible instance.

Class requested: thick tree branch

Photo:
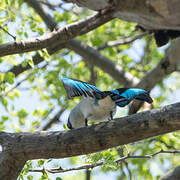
[25,0,57,31]
[0,152,26,180]
[29,150,180,174]
[66,0,180,30]
[0,8,114,57]
[0,102,180,179]
[129,38,180,114]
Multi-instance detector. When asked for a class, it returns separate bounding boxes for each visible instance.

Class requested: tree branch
[97,32,147,50]
[65,0,180,30]
[25,0,57,31]
[159,166,180,180]
[0,102,180,179]
[0,25,16,40]
[0,7,114,57]
[0,152,25,180]
[29,150,180,174]
[41,109,65,131]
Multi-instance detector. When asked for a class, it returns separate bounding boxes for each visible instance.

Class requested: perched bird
[137,25,180,47]
[62,77,153,129]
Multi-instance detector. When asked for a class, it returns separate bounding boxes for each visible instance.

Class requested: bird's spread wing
[62,77,103,99]
[110,88,153,107]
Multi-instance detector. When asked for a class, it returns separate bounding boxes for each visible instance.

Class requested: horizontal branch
[97,32,147,50]
[0,102,180,179]
[0,102,180,160]
[29,149,180,174]
[0,9,114,57]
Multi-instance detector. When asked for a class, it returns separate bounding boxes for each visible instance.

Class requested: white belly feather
[69,96,116,128]
[79,96,116,122]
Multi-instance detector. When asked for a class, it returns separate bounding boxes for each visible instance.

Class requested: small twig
[97,32,147,50]
[140,34,153,65]
[124,162,132,180]
[1,63,48,97]
[0,25,16,40]
[86,64,97,86]
[29,149,180,174]
[149,138,177,150]
[0,72,33,97]
[41,108,65,131]
[117,147,132,180]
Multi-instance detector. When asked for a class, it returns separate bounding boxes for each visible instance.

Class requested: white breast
[80,96,116,122]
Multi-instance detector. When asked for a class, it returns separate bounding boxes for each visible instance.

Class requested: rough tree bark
[0,102,180,179]
[65,0,180,30]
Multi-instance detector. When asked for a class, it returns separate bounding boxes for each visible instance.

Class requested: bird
[137,25,180,47]
[62,77,153,129]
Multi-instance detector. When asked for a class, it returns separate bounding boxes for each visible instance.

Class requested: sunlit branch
[41,109,65,131]
[97,32,147,50]
[29,149,180,174]
[0,72,33,97]
[1,64,48,97]
[0,4,114,57]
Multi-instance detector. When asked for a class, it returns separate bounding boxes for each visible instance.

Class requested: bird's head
[135,91,153,104]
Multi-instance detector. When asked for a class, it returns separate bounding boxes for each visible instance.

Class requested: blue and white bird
[62,77,153,129]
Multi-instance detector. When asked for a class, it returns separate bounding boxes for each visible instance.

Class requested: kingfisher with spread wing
[62,77,153,129]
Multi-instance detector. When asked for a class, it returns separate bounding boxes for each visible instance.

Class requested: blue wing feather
[61,77,103,99]
[62,77,153,104]
[110,88,153,107]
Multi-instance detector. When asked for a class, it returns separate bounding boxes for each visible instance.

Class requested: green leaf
[27,59,34,68]
[22,61,28,68]
[6,72,15,84]
[56,178,63,180]
[37,159,46,167]
[27,175,33,180]
[17,109,28,119]
[0,73,5,82]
